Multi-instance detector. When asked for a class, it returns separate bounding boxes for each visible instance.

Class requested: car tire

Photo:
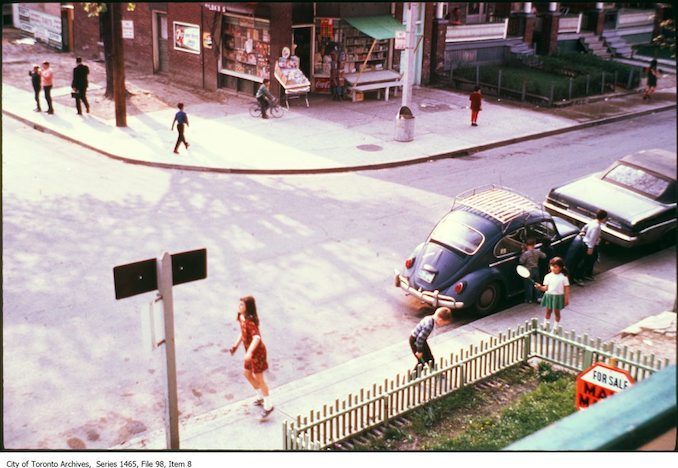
[475,282,502,316]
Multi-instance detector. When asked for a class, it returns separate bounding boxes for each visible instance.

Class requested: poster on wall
[173,21,200,54]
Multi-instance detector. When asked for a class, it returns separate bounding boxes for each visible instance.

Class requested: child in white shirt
[535,257,570,329]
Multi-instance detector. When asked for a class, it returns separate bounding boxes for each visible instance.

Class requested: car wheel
[475,282,502,316]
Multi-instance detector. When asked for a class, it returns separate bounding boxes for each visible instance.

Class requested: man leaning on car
[567,209,608,285]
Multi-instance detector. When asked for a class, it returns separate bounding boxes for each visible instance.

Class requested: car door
[491,226,526,296]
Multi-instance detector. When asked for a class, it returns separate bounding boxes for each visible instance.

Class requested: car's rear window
[429,213,484,255]
[603,163,671,199]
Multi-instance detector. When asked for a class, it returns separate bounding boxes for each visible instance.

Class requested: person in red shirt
[41,61,54,114]
[469,86,482,126]
[229,295,274,420]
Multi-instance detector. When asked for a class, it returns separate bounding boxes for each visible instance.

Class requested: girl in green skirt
[535,257,570,329]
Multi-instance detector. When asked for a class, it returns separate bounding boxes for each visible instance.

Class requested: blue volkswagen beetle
[394,186,580,315]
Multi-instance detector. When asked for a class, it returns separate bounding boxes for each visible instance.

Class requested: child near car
[534,257,570,329]
[519,238,546,304]
[409,307,452,370]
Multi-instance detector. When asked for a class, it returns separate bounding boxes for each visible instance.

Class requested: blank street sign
[171,248,207,286]
[113,258,158,300]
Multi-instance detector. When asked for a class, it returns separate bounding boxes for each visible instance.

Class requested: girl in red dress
[230,295,274,420]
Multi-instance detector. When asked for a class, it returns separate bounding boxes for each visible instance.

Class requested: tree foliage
[82,3,136,17]
[652,19,676,58]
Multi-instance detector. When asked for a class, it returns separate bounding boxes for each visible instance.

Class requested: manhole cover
[357,144,383,152]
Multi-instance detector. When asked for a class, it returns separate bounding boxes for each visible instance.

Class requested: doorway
[152,11,169,73]
[292,25,312,80]
[466,2,487,24]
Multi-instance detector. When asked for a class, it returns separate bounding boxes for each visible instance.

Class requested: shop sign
[122,20,134,39]
[203,32,213,49]
[575,362,634,410]
[174,21,201,54]
[16,5,63,50]
[395,31,406,50]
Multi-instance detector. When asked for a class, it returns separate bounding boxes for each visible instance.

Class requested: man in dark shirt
[71,57,90,115]
[29,64,42,112]
[171,102,190,154]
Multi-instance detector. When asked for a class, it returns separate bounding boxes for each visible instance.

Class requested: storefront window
[221,14,270,81]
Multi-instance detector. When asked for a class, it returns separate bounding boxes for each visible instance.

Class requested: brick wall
[166,3,204,88]
[72,5,102,61]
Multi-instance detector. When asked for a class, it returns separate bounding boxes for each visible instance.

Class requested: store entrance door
[292,25,312,81]
[153,11,169,73]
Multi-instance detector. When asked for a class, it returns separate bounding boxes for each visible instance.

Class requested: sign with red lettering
[575,362,635,410]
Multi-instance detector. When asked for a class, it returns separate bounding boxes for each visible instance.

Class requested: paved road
[3,108,676,449]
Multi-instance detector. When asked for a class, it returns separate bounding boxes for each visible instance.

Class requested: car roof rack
[453,185,542,228]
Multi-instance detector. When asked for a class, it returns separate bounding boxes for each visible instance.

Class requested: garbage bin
[394,106,415,142]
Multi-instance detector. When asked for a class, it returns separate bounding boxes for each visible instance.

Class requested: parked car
[394,186,580,315]
[543,149,677,248]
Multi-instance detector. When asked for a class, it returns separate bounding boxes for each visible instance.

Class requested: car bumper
[543,201,642,248]
[394,271,465,309]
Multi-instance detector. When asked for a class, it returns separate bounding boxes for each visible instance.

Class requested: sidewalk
[2,73,675,174]
[116,246,675,450]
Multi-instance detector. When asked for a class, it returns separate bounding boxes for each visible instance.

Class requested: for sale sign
[575,362,634,410]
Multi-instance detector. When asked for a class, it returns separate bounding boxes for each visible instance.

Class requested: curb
[4,103,676,175]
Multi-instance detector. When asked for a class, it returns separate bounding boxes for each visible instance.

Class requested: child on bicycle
[256,78,274,119]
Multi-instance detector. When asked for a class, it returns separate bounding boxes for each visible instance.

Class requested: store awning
[344,15,405,40]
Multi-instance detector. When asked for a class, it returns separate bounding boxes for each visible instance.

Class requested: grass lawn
[347,362,577,451]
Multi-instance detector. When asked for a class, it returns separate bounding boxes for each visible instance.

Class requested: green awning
[344,15,405,40]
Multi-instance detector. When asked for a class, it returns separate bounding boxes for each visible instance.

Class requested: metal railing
[283,318,671,450]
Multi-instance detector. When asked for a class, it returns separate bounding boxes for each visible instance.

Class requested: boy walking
[171,102,190,154]
[409,307,452,370]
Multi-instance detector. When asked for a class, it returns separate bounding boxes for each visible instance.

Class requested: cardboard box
[354,91,364,102]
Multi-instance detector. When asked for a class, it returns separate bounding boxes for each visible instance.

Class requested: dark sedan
[543,149,676,248]
[394,186,580,315]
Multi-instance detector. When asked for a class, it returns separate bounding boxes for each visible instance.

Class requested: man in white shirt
[571,209,608,284]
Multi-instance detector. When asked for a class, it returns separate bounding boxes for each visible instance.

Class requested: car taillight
[405,258,414,269]
[454,282,465,294]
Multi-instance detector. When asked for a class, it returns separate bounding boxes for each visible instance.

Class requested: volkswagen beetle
[394,186,580,315]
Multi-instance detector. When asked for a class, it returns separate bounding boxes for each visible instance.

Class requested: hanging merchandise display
[221,15,270,81]
[274,46,311,108]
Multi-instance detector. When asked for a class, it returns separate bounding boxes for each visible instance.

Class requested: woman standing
[643,59,658,100]
[230,295,274,420]
[469,86,482,126]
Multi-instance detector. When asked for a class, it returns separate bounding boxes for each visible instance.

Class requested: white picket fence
[283,318,670,450]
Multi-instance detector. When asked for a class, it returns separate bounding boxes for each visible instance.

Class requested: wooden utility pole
[110,2,127,127]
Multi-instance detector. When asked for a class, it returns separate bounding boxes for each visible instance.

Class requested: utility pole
[401,2,418,108]
[110,2,127,127]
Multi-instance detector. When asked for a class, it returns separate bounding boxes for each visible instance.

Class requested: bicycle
[249,98,284,118]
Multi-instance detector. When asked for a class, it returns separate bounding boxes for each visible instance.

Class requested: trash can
[394,106,415,142]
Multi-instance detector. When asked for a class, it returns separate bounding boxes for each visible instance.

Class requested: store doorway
[292,25,312,80]
[153,11,169,73]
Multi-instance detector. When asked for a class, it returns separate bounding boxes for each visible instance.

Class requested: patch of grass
[430,366,576,450]
[348,363,576,451]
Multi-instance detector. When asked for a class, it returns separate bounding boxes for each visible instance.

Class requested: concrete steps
[602,30,633,57]
[580,33,612,59]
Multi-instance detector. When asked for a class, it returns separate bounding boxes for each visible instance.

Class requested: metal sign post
[113,248,207,450]
[157,252,180,449]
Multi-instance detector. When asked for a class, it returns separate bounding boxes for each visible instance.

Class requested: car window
[603,163,671,200]
[525,221,557,243]
[429,214,484,255]
[494,228,525,257]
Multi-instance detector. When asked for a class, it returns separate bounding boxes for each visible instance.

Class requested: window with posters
[173,21,200,54]
[221,14,271,82]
